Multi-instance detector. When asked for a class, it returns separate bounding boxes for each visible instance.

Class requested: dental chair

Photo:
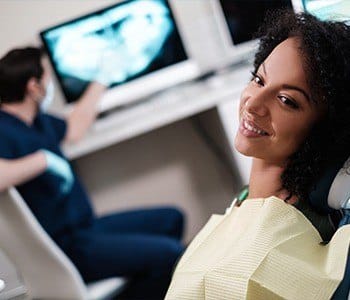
[308,156,350,300]
[0,187,128,300]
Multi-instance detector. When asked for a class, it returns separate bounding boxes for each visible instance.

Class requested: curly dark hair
[253,10,350,201]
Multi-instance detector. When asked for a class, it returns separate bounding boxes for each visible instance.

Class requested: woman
[165,10,350,300]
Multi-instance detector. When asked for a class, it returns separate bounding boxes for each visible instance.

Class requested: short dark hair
[0,47,44,103]
[253,10,350,201]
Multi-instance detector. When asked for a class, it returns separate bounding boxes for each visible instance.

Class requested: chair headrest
[328,157,350,210]
[309,156,350,214]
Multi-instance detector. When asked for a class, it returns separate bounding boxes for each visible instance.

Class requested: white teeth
[243,120,266,135]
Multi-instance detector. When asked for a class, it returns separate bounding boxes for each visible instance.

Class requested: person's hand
[42,150,74,195]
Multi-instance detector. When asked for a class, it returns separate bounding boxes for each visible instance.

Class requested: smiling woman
[236,37,322,164]
[235,36,328,202]
[251,9,350,203]
[166,9,350,300]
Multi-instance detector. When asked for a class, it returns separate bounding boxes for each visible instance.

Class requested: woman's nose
[244,93,269,117]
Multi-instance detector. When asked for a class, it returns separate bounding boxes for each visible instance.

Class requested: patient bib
[166,196,350,300]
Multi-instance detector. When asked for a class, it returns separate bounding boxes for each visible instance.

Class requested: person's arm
[0,151,47,192]
[64,82,106,144]
[0,149,74,194]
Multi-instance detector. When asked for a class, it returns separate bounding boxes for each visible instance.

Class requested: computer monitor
[292,0,350,23]
[40,0,199,112]
[210,0,293,67]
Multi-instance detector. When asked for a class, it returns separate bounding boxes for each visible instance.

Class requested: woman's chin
[234,135,254,157]
[234,129,271,158]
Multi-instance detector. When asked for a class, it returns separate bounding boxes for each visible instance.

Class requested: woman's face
[235,37,324,165]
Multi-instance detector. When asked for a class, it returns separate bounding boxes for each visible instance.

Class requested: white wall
[0,0,116,56]
[75,118,237,241]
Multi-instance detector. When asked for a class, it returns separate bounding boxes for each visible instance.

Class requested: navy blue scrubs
[0,110,184,299]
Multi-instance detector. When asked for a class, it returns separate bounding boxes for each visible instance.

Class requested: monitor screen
[213,0,292,65]
[40,0,188,105]
[219,0,293,45]
[294,0,350,23]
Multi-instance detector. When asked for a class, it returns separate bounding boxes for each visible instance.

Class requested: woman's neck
[248,158,289,200]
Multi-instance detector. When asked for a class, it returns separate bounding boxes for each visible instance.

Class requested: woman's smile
[239,117,269,137]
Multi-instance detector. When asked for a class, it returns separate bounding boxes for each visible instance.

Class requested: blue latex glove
[42,150,74,195]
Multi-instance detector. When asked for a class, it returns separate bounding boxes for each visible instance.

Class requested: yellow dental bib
[166,196,350,300]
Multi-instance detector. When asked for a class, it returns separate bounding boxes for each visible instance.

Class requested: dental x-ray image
[40,0,187,103]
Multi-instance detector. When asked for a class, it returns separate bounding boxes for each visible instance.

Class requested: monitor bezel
[291,0,305,12]
[209,0,297,69]
[208,0,261,68]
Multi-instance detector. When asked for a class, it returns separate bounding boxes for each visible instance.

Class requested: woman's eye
[278,96,299,109]
[250,72,263,86]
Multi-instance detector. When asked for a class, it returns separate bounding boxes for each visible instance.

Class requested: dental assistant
[0,47,184,299]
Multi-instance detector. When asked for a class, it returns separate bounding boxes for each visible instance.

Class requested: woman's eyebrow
[281,84,311,102]
[261,62,311,102]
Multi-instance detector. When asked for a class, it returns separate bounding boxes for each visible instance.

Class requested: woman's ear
[276,189,299,205]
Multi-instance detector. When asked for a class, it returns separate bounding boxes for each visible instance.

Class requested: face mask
[40,79,54,111]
